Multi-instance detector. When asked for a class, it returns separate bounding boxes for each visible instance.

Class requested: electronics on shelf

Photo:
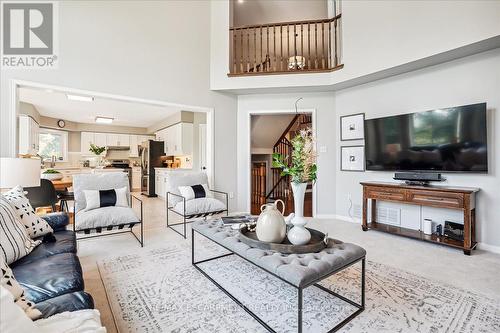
[393,172,445,185]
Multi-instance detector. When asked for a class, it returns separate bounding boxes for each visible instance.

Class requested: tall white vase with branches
[273,128,317,245]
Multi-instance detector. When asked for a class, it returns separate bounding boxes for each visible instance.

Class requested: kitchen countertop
[154,167,193,171]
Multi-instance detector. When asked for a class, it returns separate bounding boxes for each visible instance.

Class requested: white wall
[237,48,500,250]
[211,0,500,91]
[0,0,238,210]
[335,48,500,249]
[237,93,336,215]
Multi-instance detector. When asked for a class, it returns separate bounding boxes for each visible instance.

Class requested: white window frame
[39,128,69,162]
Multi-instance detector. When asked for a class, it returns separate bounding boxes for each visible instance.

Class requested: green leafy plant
[89,143,106,155]
[43,169,61,174]
[272,127,317,184]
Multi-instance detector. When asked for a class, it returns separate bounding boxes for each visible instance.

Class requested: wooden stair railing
[229,6,343,76]
[251,162,267,209]
[265,114,312,203]
[248,54,271,73]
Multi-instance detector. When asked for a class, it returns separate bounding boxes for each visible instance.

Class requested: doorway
[250,112,314,216]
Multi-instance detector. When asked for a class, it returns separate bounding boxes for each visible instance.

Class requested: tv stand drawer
[407,190,464,208]
[366,187,405,201]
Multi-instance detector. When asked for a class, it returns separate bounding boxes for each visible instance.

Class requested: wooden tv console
[361,181,479,255]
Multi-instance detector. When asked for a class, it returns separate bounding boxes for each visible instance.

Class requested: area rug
[97,243,500,333]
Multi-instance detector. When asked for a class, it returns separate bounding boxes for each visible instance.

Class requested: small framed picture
[340,113,365,141]
[341,145,365,172]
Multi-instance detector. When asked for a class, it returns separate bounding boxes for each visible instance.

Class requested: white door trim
[246,108,317,216]
[8,79,216,185]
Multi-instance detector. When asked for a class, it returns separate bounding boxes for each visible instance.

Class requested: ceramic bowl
[41,173,63,181]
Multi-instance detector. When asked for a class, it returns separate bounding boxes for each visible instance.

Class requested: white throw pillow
[3,186,54,239]
[83,187,128,211]
[0,258,41,320]
[0,196,40,264]
[0,286,38,333]
[178,184,212,201]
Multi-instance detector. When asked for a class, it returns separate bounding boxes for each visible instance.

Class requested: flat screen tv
[364,103,488,173]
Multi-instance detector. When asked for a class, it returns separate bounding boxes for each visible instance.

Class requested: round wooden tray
[239,227,327,254]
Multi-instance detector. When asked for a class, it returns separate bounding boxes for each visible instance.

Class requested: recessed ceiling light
[95,117,113,124]
[237,0,244,3]
[66,94,94,102]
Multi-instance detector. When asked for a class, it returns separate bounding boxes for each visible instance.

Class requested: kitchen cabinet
[132,166,141,190]
[105,134,118,146]
[94,132,107,147]
[129,135,139,157]
[155,129,167,143]
[81,132,107,156]
[18,115,39,155]
[80,132,94,155]
[107,133,129,147]
[155,169,169,198]
[162,123,193,156]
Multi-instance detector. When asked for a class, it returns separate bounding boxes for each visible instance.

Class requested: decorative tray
[239,227,327,254]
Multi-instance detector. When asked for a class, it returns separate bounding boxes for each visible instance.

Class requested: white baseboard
[314,214,361,224]
[314,214,500,255]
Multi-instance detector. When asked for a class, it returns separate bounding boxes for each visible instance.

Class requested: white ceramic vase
[287,182,311,245]
[256,199,286,243]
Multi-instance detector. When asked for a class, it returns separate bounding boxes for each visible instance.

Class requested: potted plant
[272,128,317,245]
[89,144,106,167]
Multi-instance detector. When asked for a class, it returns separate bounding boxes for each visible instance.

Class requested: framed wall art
[340,113,365,141]
[341,145,365,172]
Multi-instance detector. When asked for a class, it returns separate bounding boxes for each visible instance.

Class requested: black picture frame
[340,145,365,172]
[340,113,365,141]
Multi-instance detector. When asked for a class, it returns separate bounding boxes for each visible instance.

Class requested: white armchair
[166,171,227,238]
[72,172,143,246]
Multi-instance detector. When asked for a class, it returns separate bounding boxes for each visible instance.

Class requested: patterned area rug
[97,243,500,333]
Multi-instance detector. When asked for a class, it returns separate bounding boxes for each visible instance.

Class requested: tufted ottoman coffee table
[191,219,366,333]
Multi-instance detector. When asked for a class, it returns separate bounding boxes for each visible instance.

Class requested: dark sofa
[10,212,94,319]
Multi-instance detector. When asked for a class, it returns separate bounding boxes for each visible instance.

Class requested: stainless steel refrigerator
[140,140,164,197]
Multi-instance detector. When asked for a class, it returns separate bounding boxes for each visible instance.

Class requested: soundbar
[394,172,444,185]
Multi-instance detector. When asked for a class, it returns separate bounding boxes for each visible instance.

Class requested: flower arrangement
[272,127,317,184]
[89,143,106,155]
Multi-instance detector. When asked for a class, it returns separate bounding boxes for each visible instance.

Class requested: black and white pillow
[1,258,41,320]
[83,187,128,211]
[178,184,212,201]
[0,196,40,265]
[3,186,54,239]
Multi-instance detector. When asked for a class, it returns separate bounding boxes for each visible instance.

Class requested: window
[38,128,68,162]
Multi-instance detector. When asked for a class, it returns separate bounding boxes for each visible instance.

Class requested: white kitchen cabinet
[18,115,40,155]
[154,169,169,198]
[162,123,193,156]
[155,171,161,197]
[132,166,141,190]
[94,132,107,147]
[106,133,119,146]
[155,129,167,143]
[129,135,139,157]
[117,134,129,147]
[80,132,94,155]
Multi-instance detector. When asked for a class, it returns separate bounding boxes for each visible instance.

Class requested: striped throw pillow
[0,196,40,265]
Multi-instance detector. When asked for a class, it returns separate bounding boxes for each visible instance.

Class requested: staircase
[264,114,313,215]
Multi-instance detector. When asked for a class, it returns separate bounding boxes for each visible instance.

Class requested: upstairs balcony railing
[228,14,342,76]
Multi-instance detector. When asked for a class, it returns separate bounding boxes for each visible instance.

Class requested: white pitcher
[256,200,286,243]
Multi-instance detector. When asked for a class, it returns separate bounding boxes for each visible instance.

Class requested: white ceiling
[251,114,295,149]
[19,87,183,128]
